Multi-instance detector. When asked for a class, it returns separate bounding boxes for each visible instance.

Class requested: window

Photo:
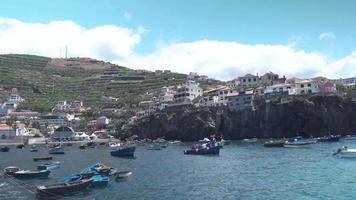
[248,78,251,82]
[253,78,256,81]
[307,84,311,87]
[301,84,304,88]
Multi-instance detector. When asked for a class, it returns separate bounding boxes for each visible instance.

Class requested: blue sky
[0,0,355,79]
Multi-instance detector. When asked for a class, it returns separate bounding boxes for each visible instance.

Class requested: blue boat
[110,146,135,157]
[37,161,61,171]
[90,175,109,187]
[58,174,82,184]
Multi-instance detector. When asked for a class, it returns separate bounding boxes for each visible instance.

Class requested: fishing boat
[79,144,86,149]
[110,145,136,157]
[184,145,220,155]
[116,171,132,179]
[49,146,65,154]
[0,146,10,152]
[30,147,38,152]
[58,174,82,184]
[168,140,181,145]
[37,161,61,171]
[264,140,285,147]
[333,146,356,158]
[37,179,92,197]
[3,166,20,175]
[16,144,25,149]
[33,156,53,162]
[12,169,50,179]
[283,138,316,148]
[317,135,341,142]
[147,144,161,150]
[87,141,96,148]
[90,175,109,187]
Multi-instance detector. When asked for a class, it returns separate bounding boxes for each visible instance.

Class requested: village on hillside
[0,70,355,143]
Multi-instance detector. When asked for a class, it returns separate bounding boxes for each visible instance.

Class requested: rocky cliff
[128,94,356,141]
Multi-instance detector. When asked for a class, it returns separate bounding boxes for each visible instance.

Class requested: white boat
[243,138,258,143]
[49,146,65,154]
[334,146,356,158]
[344,135,356,140]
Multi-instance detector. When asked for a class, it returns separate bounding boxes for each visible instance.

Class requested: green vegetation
[0,54,187,112]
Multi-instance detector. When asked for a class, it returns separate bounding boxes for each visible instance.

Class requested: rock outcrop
[128,94,356,141]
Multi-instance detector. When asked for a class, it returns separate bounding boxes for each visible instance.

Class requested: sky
[0,0,355,80]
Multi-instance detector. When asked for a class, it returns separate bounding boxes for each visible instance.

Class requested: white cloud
[0,18,354,81]
[0,17,142,60]
[122,40,355,80]
[124,12,131,21]
[318,32,336,40]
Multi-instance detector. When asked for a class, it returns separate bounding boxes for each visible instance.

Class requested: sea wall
[127,94,356,141]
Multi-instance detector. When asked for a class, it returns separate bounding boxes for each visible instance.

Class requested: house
[290,79,319,95]
[0,102,18,116]
[0,124,16,139]
[68,100,83,112]
[52,100,67,112]
[227,90,254,111]
[260,72,279,86]
[155,70,163,75]
[265,83,294,95]
[15,123,31,136]
[227,79,240,89]
[199,95,219,107]
[96,116,111,130]
[51,126,75,141]
[35,115,67,126]
[319,81,337,93]
[334,77,356,89]
[174,80,203,103]
[8,94,24,103]
[238,74,260,88]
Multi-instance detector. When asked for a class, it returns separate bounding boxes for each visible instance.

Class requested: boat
[87,141,96,148]
[283,137,316,148]
[333,146,356,158]
[168,140,181,145]
[33,156,53,162]
[116,171,132,179]
[3,166,20,175]
[37,179,92,197]
[111,145,136,157]
[79,144,86,149]
[12,169,50,179]
[49,146,65,154]
[317,135,341,142]
[58,174,82,184]
[30,148,38,152]
[16,144,25,149]
[90,175,109,187]
[0,146,10,152]
[99,142,106,145]
[147,144,161,150]
[37,161,61,171]
[243,138,258,143]
[184,145,220,155]
[264,140,285,147]
[344,135,356,140]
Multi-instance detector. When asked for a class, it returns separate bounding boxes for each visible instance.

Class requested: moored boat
[264,140,285,147]
[58,174,82,184]
[111,145,135,157]
[49,146,65,154]
[317,135,341,142]
[37,161,61,171]
[3,166,20,175]
[333,146,356,158]
[243,138,258,143]
[0,146,10,152]
[116,171,132,179]
[344,135,356,140]
[90,174,109,187]
[37,179,92,197]
[12,169,50,179]
[283,137,316,148]
[33,156,53,162]
[16,144,25,149]
[184,145,220,155]
[79,144,86,149]
[147,144,161,150]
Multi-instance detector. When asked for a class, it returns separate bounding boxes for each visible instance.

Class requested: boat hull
[13,170,50,179]
[37,179,92,197]
[110,146,135,157]
[33,157,53,162]
[337,152,356,158]
[184,146,220,155]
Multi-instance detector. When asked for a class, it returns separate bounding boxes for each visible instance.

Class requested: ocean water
[0,140,356,200]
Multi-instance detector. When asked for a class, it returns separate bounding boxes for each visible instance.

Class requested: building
[8,94,24,103]
[319,81,337,93]
[68,100,83,112]
[227,90,254,111]
[0,124,16,139]
[96,116,111,130]
[238,74,260,88]
[36,115,67,126]
[174,80,203,103]
[291,79,319,95]
[265,83,294,95]
[199,95,219,107]
[51,126,75,141]
[188,72,199,80]
[260,72,279,86]
[334,77,356,88]
[52,100,67,112]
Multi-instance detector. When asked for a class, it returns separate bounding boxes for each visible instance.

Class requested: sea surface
[1,140,356,200]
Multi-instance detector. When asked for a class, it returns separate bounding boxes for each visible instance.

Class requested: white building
[265,83,294,95]
[174,80,203,103]
[199,96,219,107]
[8,94,24,103]
[289,79,320,95]
[238,74,260,88]
[36,115,67,126]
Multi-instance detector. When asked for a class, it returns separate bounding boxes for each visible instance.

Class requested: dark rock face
[129,95,356,141]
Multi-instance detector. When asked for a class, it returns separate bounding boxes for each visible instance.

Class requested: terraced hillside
[0,54,187,111]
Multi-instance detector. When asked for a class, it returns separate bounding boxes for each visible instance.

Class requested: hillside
[0,54,187,111]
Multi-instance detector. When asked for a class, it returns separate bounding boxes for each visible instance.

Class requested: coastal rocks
[128,94,356,141]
